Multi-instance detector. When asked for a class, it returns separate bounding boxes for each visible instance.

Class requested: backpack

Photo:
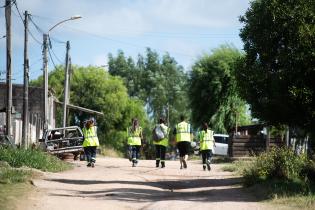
[152,125,165,141]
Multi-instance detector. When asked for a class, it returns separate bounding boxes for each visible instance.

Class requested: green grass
[0,147,73,210]
[99,145,124,157]
[0,183,33,210]
[221,160,253,174]
[0,147,72,172]
[269,194,315,210]
[0,167,33,184]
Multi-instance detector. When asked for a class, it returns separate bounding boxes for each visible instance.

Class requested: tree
[237,0,315,132]
[189,45,250,133]
[108,48,190,127]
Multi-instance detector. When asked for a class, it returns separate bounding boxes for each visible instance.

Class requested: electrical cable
[12,1,42,45]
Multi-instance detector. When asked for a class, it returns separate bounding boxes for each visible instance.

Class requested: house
[0,83,56,145]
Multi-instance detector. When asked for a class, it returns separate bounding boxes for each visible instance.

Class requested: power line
[48,47,60,70]
[11,1,42,45]
[65,25,195,58]
[0,0,15,8]
[29,15,44,34]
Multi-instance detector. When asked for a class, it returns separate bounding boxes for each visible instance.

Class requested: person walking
[153,118,169,168]
[127,118,143,167]
[173,115,193,169]
[82,118,99,167]
[198,122,215,171]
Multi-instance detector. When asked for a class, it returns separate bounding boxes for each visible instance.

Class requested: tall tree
[189,45,250,133]
[237,0,315,132]
[108,48,189,127]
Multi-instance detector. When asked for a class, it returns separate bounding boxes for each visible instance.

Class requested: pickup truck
[40,126,84,157]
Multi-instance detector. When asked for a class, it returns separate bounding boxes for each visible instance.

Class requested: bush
[0,147,72,172]
[243,147,309,185]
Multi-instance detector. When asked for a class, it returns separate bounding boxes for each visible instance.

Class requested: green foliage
[189,45,251,133]
[108,48,190,127]
[0,147,71,172]
[238,0,315,132]
[243,147,310,186]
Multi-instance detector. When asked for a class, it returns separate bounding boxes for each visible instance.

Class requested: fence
[228,135,285,157]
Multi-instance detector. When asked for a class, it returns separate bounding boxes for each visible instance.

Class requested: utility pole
[62,41,70,130]
[22,11,29,149]
[42,34,48,130]
[5,0,12,137]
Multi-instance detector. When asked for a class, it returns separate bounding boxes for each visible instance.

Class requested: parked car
[213,134,229,156]
[0,134,16,149]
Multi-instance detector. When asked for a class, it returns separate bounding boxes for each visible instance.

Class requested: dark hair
[202,122,208,132]
[180,115,185,121]
[132,118,139,131]
[159,118,165,124]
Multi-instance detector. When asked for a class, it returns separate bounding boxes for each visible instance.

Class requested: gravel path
[19,157,269,210]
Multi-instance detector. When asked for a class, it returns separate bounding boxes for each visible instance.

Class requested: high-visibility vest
[198,129,214,151]
[82,126,99,147]
[153,123,169,147]
[127,126,142,146]
[175,121,191,142]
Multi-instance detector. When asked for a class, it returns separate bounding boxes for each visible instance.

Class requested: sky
[0,0,250,84]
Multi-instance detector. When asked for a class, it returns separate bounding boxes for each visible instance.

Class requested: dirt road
[20,157,268,210]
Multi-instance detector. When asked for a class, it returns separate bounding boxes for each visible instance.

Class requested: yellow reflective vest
[82,126,99,147]
[175,121,192,142]
[127,126,142,146]
[198,129,214,151]
[153,123,169,147]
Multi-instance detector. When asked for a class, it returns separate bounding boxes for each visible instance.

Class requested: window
[214,136,228,144]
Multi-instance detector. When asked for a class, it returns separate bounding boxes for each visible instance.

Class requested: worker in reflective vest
[82,118,99,167]
[198,122,215,171]
[127,118,143,167]
[153,117,169,168]
[173,115,193,169]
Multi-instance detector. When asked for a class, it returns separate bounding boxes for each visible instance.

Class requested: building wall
[0,83,55,145]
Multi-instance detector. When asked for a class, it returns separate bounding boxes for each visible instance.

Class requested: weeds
[0,147,72,172]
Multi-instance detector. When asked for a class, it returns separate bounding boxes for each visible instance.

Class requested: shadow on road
[47,177,262,203]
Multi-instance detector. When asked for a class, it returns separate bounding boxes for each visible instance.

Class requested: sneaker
[183,160,187,169]
[91,162,95,168]
[87,163,92,167]
[203,165,206,171]
[206,160,211,171]
[180,165,183,170]
[206,163,211,171]
[161,162,165,168]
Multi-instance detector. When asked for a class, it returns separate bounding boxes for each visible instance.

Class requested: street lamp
[42,15,82,130]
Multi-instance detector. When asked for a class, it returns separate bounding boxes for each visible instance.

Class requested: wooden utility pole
[42,34,48,130]
[22,10,29,148]
[62,41,70,130]
[5,0,12,137]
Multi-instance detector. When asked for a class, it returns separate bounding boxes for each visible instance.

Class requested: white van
[213,134,229,156]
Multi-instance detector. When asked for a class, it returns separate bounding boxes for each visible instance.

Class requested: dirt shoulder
[18,157,270,210]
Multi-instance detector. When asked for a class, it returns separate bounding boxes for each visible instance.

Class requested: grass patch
[99,145,123,157]
[0,183,33,210]
[221,160,253,174]
[0,167,33,184]
[0,147,72,172]
[270,194,315,210]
